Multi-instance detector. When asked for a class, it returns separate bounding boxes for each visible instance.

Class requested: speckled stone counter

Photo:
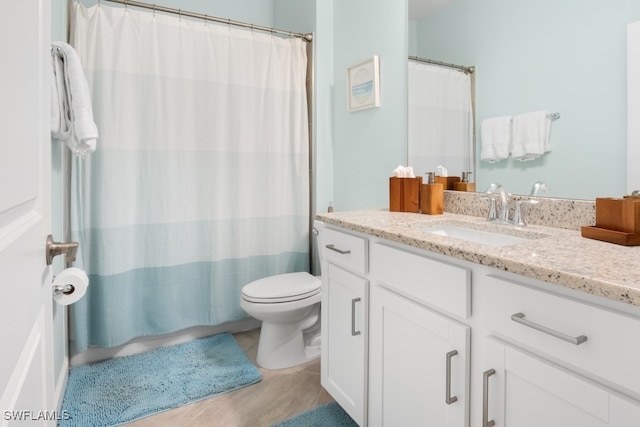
[316,209,640,308]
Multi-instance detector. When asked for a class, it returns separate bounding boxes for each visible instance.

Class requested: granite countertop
[316,209,640,308]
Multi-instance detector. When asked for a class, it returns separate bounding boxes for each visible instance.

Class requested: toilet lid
[242,272,321,303]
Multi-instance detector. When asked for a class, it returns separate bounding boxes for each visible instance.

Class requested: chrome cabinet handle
[483,369,496,427]
[351,297,361,336]
[445,350,458,405]
[325,244,351,255]
[511,312,587,345]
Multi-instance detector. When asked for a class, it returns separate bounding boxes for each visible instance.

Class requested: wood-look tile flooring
[124,328,334,427]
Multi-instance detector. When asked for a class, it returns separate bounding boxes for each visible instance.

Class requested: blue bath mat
[271,402,358,427]
[59,333,261,427]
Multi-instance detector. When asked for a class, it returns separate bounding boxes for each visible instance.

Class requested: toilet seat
[241,272,321,304]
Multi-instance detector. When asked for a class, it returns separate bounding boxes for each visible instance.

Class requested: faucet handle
[480,194,500,221]
[511,199,539,227]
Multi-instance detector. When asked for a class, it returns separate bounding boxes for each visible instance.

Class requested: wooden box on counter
[389,177,422,213]
[595,197,640,233]
[581,197,640,246]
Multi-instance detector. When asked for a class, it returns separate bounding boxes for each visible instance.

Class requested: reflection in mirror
[407,58,474,184]
[409,0,640,200]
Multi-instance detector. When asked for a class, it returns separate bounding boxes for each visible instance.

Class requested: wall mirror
[408,0,640,200]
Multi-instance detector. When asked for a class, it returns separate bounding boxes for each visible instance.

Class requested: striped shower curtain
[68,2,310,350]
[408,61,473,176]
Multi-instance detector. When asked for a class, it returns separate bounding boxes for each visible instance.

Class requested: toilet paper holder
[53,283,75,296]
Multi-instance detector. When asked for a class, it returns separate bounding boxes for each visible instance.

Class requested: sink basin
[419,224,531,247]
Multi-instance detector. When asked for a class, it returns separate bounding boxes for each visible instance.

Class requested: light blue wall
[417,0,640,200]
[332,0,408,211]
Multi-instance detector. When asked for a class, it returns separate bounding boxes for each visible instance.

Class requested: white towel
[511,111,552,162]
[51,41,98,156]
[480,116,512,163]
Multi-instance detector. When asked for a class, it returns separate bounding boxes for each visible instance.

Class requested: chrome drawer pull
[351,297,361,336]
[483,369,496,427]
[326,244,351,255]
[445,350,458,405]
[511,312,587,345]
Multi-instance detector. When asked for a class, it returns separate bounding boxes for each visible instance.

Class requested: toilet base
[256,305,321,369]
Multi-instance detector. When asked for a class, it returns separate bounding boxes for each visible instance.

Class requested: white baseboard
[69,318,261,366]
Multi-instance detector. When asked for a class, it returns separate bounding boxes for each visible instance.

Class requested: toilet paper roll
[52,267,89,306]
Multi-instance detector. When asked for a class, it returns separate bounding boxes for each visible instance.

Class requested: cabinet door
[321,264,368,426]
[369,285,470,427]
[483,337,640,427]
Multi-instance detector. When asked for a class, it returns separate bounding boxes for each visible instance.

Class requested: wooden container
[435,176,461,190]
[595,197,640,233]
[581,226,640,246]
[453,182,476,192]
[420,183,444,215]
[389,177,422,213]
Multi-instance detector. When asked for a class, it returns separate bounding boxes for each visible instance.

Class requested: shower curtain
[408,61,473,176]
[68,2,310,350]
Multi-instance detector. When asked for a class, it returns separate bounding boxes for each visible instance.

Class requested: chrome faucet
[483,183,510,222]
[530,181,550,196]
[496,185,511,222]
[483,184,539,226]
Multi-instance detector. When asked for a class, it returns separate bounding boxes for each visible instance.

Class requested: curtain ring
[152,4,156,17]
[203,14,208,25]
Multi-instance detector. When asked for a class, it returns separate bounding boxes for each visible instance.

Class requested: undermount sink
[418,222,541,247]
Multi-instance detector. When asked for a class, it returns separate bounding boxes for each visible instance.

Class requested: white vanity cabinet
[319,222,640,427]
[368,243,471,427]
[479,274,640,427]
[320,227,369,426]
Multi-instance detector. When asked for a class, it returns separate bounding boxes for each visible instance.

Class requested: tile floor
[124,328,334,427]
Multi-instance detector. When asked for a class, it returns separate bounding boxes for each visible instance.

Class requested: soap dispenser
[421,172,444,215]
[454,171,476,192]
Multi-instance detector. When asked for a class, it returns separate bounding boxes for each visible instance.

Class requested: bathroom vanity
[318,209,640,427]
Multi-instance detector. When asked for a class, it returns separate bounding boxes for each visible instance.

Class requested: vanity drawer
[322,228,368,275]
[370,243,471,318]
[483,274,640,396]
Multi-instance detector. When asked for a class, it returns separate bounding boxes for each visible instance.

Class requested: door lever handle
[46,235,79,265]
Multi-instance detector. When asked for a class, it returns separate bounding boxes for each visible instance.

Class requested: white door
[0,1,55,426]
[369,285,469,427]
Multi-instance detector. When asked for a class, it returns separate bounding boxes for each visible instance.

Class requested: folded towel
[51,42,98,156]
[511,111,552,162]
[480,116,512,163]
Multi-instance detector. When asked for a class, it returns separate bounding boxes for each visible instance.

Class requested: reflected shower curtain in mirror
[408,61,473,176]
[68,2,310,350]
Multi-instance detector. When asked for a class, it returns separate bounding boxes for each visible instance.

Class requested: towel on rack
[511,111,552,162]
[480,116,512,163]
[51,41,98,156]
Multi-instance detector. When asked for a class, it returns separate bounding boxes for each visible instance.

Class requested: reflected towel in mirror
[480,116,512,163]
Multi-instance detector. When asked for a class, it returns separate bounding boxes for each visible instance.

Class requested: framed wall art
[347,55,380,112]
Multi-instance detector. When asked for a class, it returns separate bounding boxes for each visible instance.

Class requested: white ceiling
[408,0,453,20]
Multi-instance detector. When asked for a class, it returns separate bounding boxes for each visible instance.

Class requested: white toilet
[240,221,324,369]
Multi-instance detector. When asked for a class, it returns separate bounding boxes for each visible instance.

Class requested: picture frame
[347,55,380,112]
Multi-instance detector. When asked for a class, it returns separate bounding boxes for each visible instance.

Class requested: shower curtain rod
[102,0,313,42]
[409,55,475,74]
